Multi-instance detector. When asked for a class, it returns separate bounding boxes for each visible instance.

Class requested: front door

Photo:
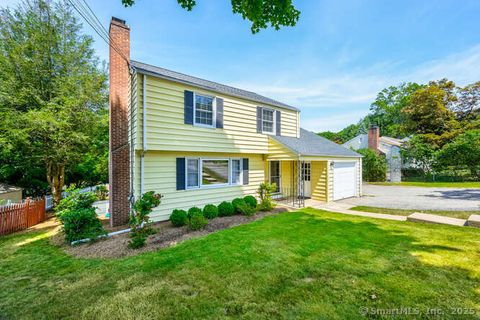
[270,161,281,193]
[301,162,311,198]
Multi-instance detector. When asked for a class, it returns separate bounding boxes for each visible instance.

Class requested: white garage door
[333,162,357,200]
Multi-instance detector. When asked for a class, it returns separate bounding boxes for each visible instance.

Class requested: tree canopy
[0,0,108,203]
[120,0,301,34]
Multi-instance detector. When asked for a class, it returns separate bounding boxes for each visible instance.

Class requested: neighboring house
[343,126,405,182]
[108,17,362,226]
[0,184,22,204]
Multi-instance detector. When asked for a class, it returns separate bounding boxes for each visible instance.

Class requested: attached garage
[268,129,363,203]
[333,162,357,200]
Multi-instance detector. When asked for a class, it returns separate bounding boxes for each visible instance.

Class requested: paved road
[339,184,480,211]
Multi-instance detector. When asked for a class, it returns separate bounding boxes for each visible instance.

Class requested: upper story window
[194,94,215,127]
[262,108,275,134]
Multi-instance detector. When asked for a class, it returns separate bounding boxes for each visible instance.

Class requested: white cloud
[233,44,480,131]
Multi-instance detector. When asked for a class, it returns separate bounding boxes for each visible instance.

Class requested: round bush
[170,209,188,227]
[59,208,106,242]
[232,198,247,214]
[189,211,208,230]
[237,202,256,216]
[243,195,257,208]
[218,201,235,217]
[187,206,202,219]
[203,204,218,219]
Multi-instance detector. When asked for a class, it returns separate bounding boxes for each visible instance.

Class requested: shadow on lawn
[1,210,479,319]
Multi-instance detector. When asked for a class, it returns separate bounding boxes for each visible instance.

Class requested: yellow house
[108,17,362,225]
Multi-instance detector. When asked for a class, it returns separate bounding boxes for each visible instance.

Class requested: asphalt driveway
[339,184,480,211]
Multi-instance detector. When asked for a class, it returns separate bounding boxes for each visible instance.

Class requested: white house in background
[343,126,406,182]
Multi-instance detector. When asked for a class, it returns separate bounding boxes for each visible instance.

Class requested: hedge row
[169,195,259,230]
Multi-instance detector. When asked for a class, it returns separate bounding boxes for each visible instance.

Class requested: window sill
[193,123,216,129]
[186,183,242,190]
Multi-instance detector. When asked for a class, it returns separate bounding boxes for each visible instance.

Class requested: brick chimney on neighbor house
[109,17,130,227]
[368,125,380,151]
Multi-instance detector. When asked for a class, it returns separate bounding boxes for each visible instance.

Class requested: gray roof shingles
[272,128,361,158]
[131,60,299,111]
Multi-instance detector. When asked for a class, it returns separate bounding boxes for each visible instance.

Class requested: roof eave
[132,64,300,112]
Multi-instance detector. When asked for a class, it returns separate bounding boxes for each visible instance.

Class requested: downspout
[140,73,147,196]
[129,66,136,207]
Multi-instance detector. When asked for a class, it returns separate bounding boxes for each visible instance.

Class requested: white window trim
[261,108,276,135]
[230,158,243,186]
[193,92,216,128]
[186,158,201,189]
[185,157,243,190]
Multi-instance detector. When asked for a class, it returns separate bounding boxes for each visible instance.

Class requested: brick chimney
[368,125,379,151]
[109,17,130,227]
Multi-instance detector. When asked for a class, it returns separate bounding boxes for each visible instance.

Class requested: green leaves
[121,0,300,34]
[357,149,387,182]
[0,0,108,196]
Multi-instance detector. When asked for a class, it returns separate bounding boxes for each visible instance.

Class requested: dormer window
[262,108,275,134]
[194,94,215,127]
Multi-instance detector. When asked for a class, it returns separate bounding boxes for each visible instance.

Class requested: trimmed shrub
[188,207,202,219]
[203,204,218,219]
[243,195,257,209]
[59,207,106,243]
[170,209,188,227]
[237,201,256,216]
[189,211,208,230]
[218,201,235,216]
[232,198,246,214]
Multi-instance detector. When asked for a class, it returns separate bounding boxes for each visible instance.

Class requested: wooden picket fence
[0,197,46,236]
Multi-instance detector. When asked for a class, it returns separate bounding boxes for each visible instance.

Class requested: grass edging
[349,206,478,220]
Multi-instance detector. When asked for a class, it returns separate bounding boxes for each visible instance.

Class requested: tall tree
[436,130,480,179]
[368,82,422,137]
[0,0,107,204]
[455,82,480,122]
[120,0,301,34]
[402,83,458,139]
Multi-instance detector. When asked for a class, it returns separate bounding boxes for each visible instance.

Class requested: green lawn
[368,181,480,188]
[350,206,478,220]
[1,209,479,319]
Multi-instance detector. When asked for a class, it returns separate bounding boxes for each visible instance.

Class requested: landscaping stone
[467,214,480,228]
[407,212,467,227]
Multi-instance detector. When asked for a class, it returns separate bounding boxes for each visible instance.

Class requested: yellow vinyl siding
[311,161,328,201]
[136,74,299,153]
[137,151,265,221]
[281,161,293,191]
[267,138,298,160]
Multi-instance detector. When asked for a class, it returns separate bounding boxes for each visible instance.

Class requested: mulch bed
[51,207,289,259]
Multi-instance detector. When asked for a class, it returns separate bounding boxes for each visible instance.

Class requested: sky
[2,0,480,132]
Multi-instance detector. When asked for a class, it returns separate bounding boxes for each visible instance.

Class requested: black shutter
[242,158,249,185]
[176,158,186,190]
[184,90,194,125]
[216,97,224,129]
[256,106,263,133]
[276,110,281,136]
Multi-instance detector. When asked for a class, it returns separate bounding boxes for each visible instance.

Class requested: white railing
[45,184,108,211]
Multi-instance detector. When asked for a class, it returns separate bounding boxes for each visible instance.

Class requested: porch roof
[271,128,361,158]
